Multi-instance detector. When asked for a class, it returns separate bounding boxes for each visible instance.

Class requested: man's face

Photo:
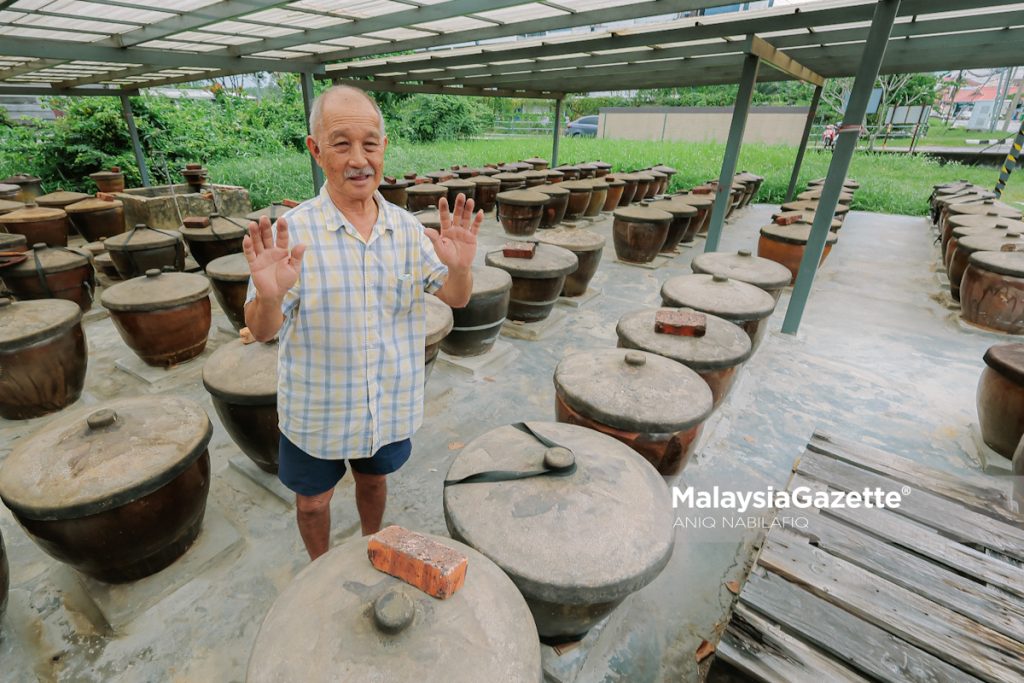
[306,92,387,205]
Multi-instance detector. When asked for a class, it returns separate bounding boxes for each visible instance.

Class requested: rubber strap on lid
[442,422,577,487]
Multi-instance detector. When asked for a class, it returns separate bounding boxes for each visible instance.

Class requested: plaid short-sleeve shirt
[245,186,448,459]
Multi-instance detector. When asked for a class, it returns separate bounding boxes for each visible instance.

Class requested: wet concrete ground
[0,202,1007,682]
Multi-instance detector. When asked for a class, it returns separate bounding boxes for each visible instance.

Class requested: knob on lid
[624,351,647,366]
[373,590,415,634]
[87,409,117,429]
[543,446,575,470]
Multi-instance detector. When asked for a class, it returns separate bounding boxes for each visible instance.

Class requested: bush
[391,95,491,143]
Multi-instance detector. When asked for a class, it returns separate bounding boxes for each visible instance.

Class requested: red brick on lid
[654,309,707,337]
[503,241,537,259]
[96,192,117,202]
[692,187,712,195]
[367,525,468,600]
[774,212,803,226]
[282,198,300,208]
[183,215,211,229]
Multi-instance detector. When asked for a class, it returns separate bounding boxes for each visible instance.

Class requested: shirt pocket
[386,272,416,317]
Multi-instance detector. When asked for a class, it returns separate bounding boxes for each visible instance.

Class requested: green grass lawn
[917,119,1016,147]
[209,136,1022,216]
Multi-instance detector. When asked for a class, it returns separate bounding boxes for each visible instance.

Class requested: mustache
[345,166,375,178]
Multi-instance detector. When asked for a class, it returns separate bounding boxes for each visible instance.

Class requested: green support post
[782,0,902,335]
[995,118,1024,198]
[300,72,325,195]
[119,93,150,187]
[704,53,759,253]
[785,84,823,202]
[552,97,563,167]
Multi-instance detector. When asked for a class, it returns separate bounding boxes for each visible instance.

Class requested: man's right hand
[243,215,306,302]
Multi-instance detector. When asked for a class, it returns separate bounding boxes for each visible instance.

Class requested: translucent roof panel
[413,16,495,33]
[32,1,173,24]
[476,4,567,23]
[247,9,349,30]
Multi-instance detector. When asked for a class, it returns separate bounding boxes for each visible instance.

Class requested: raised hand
[425,194,483,272]
[242,215,306,302]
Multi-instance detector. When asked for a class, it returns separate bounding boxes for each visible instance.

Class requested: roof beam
[0,85,138,97]
[0,59,65,81]
[746,35,824,86]
[331,77,563,99]
[100,1,292,49]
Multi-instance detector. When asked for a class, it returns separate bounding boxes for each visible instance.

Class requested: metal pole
[704,53,760,252]
[909,102,928,154]
[785,84,823,202]
[300,72,325,194]
[119,93,150,187]
[995,118,1024,198]
[552,97,563,167]
[782,0,902,335]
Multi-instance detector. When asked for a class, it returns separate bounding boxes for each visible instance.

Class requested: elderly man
[243,85,480,561]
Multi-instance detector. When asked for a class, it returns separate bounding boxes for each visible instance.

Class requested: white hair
[308,85,386,139]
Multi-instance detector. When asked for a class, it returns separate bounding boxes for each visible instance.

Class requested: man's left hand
[425,194,483,272]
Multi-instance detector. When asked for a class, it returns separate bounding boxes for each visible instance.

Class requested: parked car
[566,115,598,137]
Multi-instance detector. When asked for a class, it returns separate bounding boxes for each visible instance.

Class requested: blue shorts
[278,434,412,497]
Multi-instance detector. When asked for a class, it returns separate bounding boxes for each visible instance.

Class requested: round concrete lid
[101,269,210,312]
[485,243,577,279]
[649,199,698,217]
[180,214,247,242]
[948,214,1024,232]
[760,223,839,246]
[535,185,569,197]
[443,421,674,605]
[493,172,527,182]
[0,396,211,520]
[948,200,1021,219]
[691,249,791,290]
[557,180,593,193]
[0,232,27,250]
[1,242,88,277]
[616,308,751,371]
[772,211,842,231]
[440,178,475,190]
[613,205,673,224]
[970,250,1024,278]
[468,175,500,186]
[426,295,453,346]
[406,183,447,195]
[0,297,80,353]
[88,170,123,181]
[66,197,123,213]
[205,252,250,282]
[672,193,713,208]
[523,157,549,165]
[245,204,292,222]
[35,191,90,208]
[781,200,850,215]
[413,209,441,229]
[203,338,277,405]
[0,203,65,223]
[983,343,1024,385]
[470,265,512,296]
[808,177,859,189]
[533,227,605,252]
[797,189,853,203]
[105,224,182,252]
[957,232,1024,255]
[495,189,548,207]
[661,273,777,321]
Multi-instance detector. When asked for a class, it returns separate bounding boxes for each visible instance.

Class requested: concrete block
[501,309,567,341]
[615,255,671,270]
[541,615,611,683]
[437,341,518,377]
[967,423,1014,475]
[228,455,293,507]
[557,287,601,309]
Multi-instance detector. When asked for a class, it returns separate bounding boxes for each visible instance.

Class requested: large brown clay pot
[496,190,548,237]
[554,349,713,476]
[673,193,714,239]
[616,308,751,408]
[522,156,549,170]
[105,224,186,278]
[691,248,791,302]
[661,273,777,349]
[1,174,43,203]
[612,205,672,263]
[781,199,850,225]
[406,184,447,213]
[0,202,70,247]
[379,178,411,207]
[248,531,542,682]
[943,201,1023,255]
[0,396,212,583]
[946,215,1023,266]
[0,183,20,201]
[521,171,548,188]
[937,191,997,229]
[947,232,1024,301]
[602,178,625,211]
[960,251,1024,334]
[554,165,581,181]
[441,266,512,357]
[545,169,565,184]
[89,168,125,194]
[444,421,674,642]
[649,199,697,253]
[592,160,613,177]
[425,295,453,381]
[494,172,527,193]
[1,529,7,631]
[205,252,250,330]
[576,163,598,180]
[733,171,762,207]
[36,190,90,211]
[633,173,655,202]
[426,169,454,183]
[646,170,667,197]
[559,180,593,220]
[0,242,95,311]
[469,176,500,213]
[757,222,838,284]
[440,178,476,206]
[976,344,1024,459]
[0,232,27,252]
[610,174,639,206]
[485,244,577,323]
[204,339,280,473]
[807,176,859,190]
[0,297,87,419]
[101,269,212,366]
[653,164,678,193]
[536,185,570,228]
[534,228,605,297]
[583,179,608,217]
[179,214,246,269]
[66,196,126,241]
[0,199,23,217]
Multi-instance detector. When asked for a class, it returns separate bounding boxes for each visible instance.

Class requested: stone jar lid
[485,243,577,279]
[948,200,1021,219]
[672,193,713,208]
[661,274,776,321]
[591,160,613,170]
[604,177,625,187]
[1,242,89,277]
[1,174,40,184]
[557,179,593,194]
[496,189,548,207]
[475,166,500,176]
[772,211,843,231]
[949,214,1024,232]
[245,204,292,222]
[89,169,124,181]
[406,183,447,195]
[940,192,997,208]
[470,265,513,296]
[653,164,678,175]
[523,156,549,166]
[0,182,19,195]
[691,249,791,290]
[205,252,250,282]
[633,172,656,182]
[493,172,527,182]
[760,223,839,246]
[0,296,81,353]
[952,226,1013,242]
[246,532,541,683]
[105,224,182,252]
[0,396,212,521]
[413,209,441,229]
[0,199,24,214]
[781,199,850,215]
[585,178,609,190]
[101,269,210,312]
[649,199,697,217]
[797,188,854,203]
[613,205,673,224]
[647,170,667,180]
[983,343,1024,385]
[734,171,761,182]
[443,421,674,606]
[66,196,123,213]
[35,191,91,208]
[521,170,548,182]
[379,178,412,190]
[957,232,1024,255]
[808,177,860,189]
[534,227,605,252]
[555,348,713,432]
[203,339,277,406]
[426,295,453,346]
[469,175,500,186]
[180,214,247,242]
[616,307,752,371]
[535,185,569,197]
[440,178,475,191]
[545,170,565,180]
[969,250,1024,278]
[0,202,66,224]
[0,232,27,250]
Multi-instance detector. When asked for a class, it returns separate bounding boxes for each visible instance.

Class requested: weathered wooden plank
[716,603,873,683]
[789,474,1024,599]
[796,452,1024,561]
[740,568,987,683]
[808,432,1020,524]
[790,507,1024,642]
[758,530,1024,683]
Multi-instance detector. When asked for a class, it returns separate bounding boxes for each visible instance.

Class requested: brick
[384,175,397,184]
[281,199,301,208]
[367,526,468,600]
[774,211,805,226]
[655,309,707,337]
[1000,243,1022,252]
[503,241,537,259]
[96,192,117,202]
[183,215,211,229]
[691,187,713,195]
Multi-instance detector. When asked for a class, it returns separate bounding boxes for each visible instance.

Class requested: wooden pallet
[708,432,1024,683]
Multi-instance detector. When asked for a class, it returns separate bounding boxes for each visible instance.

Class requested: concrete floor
[0,201,1008,682]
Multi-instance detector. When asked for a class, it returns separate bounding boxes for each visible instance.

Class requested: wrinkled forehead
[318,91,383,138]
